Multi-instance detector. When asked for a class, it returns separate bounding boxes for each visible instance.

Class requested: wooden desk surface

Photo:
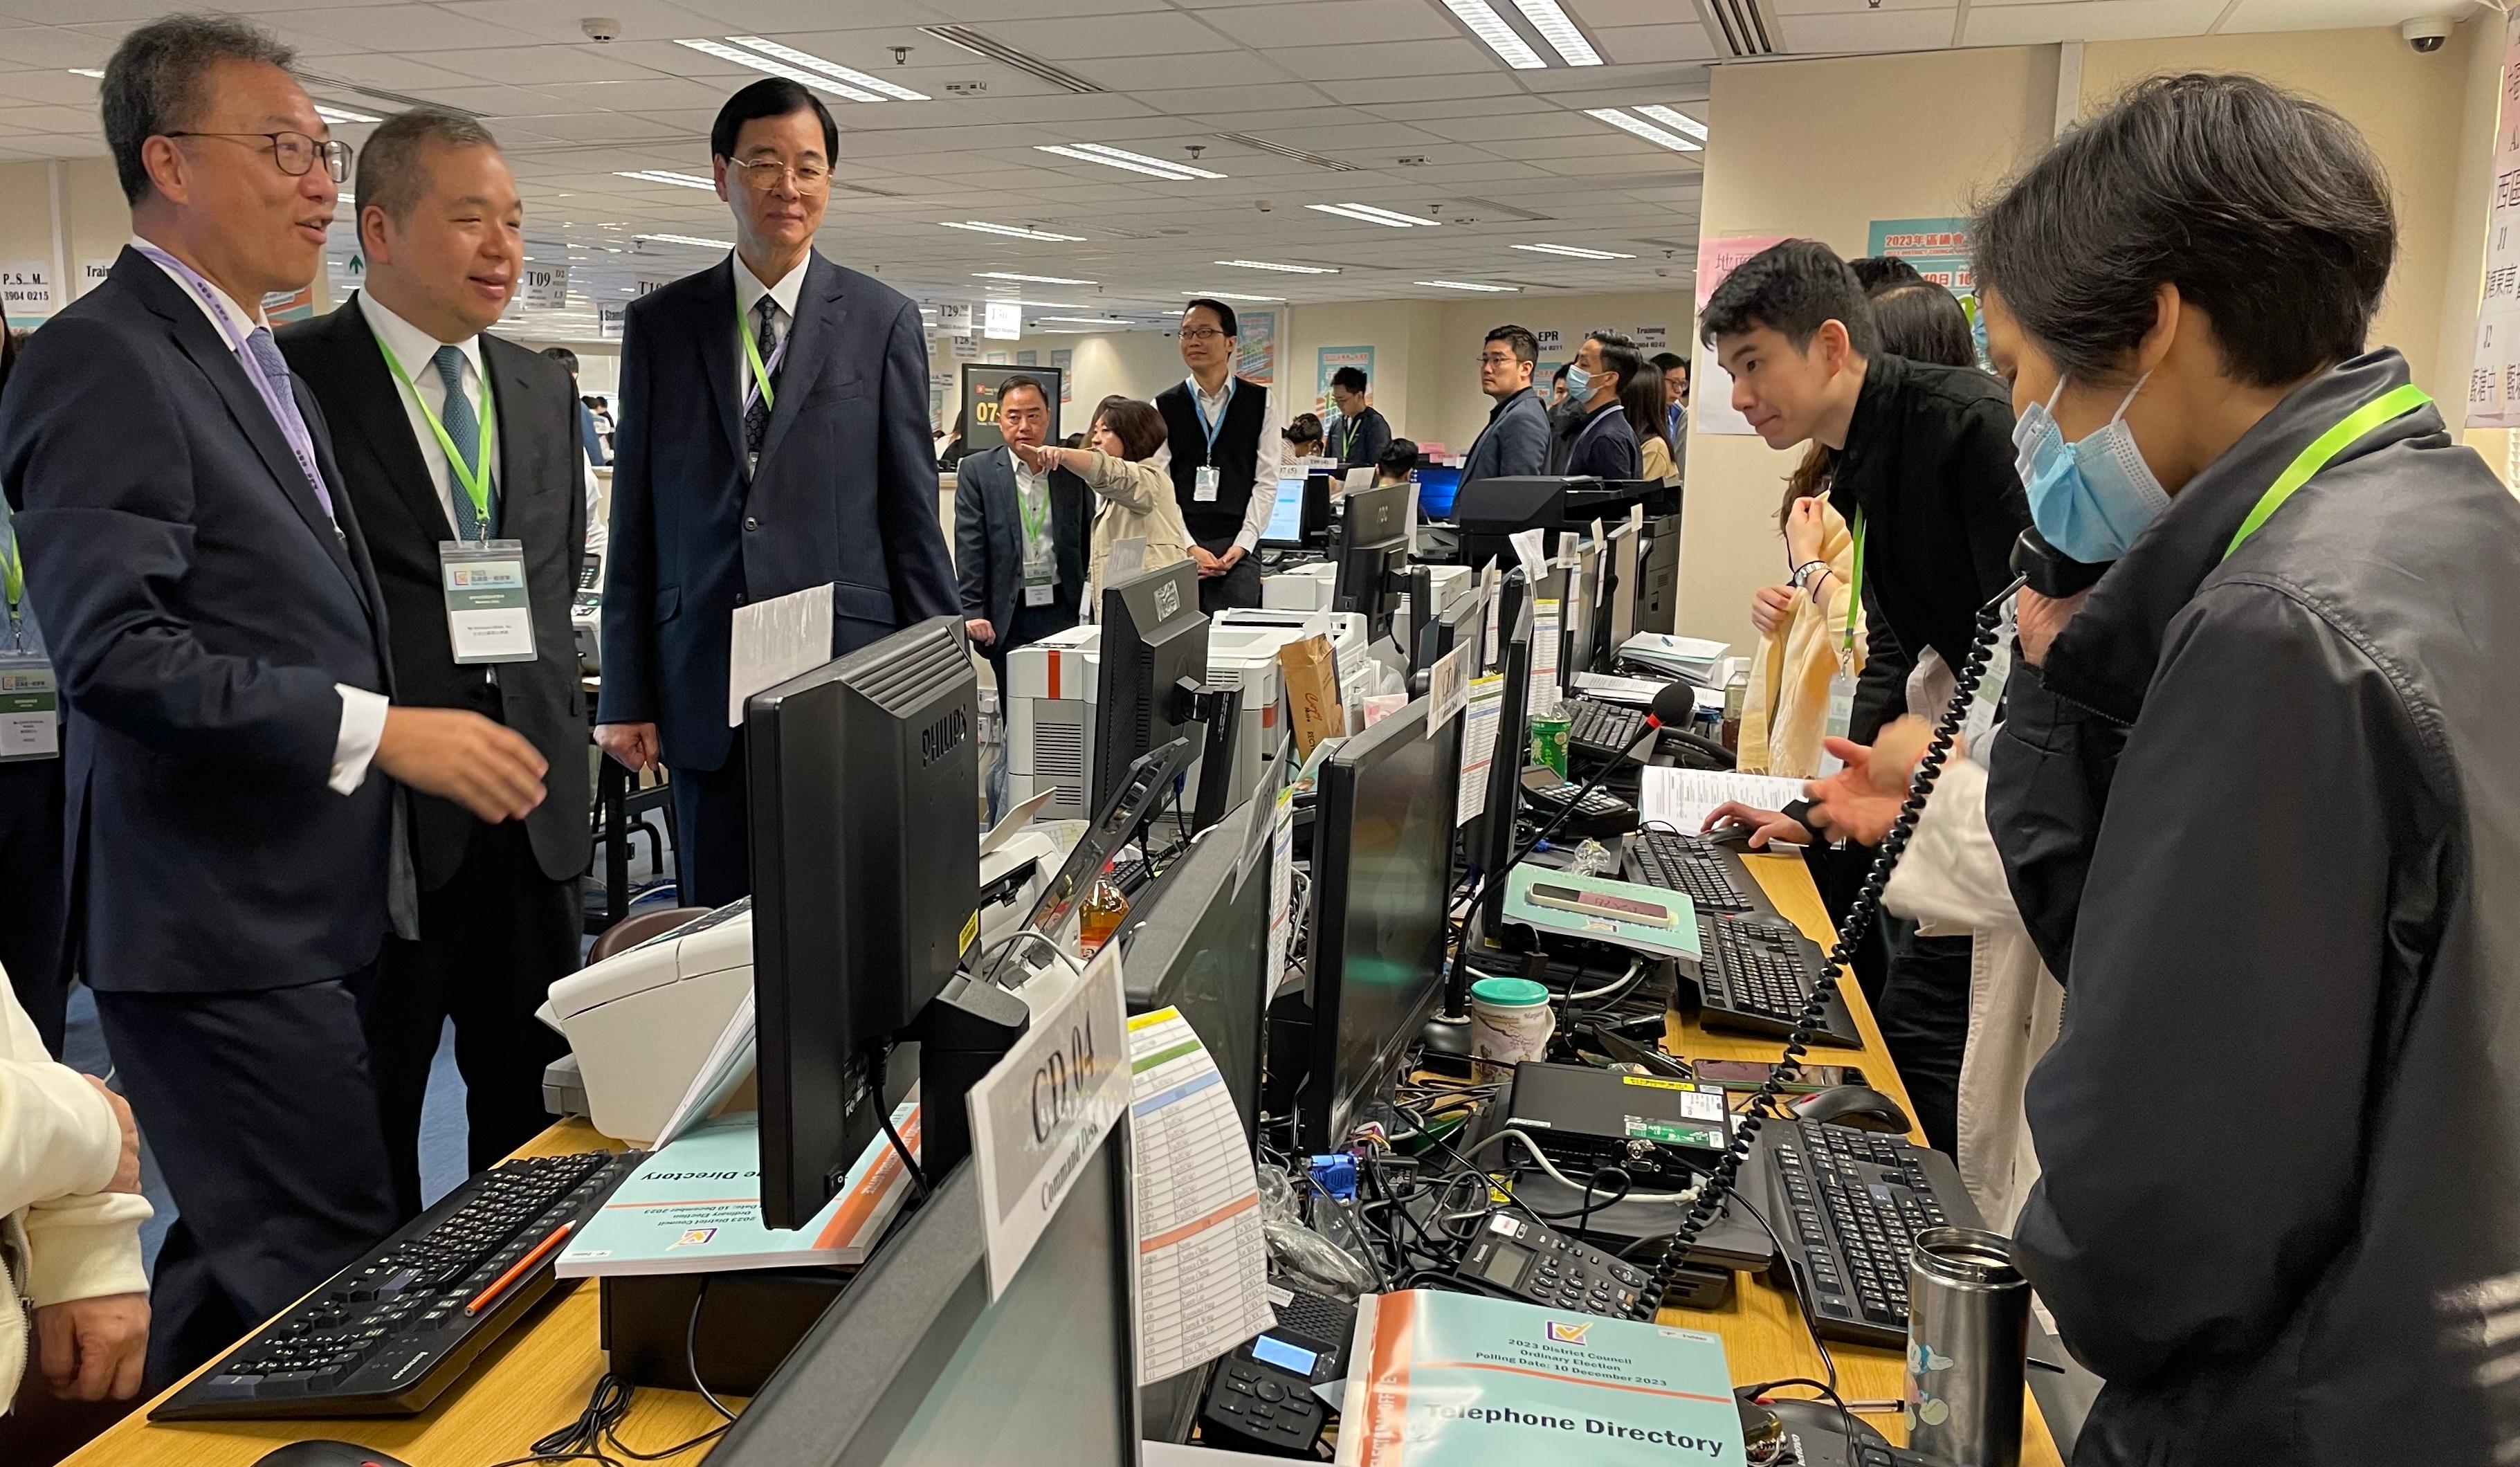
[73,854,2056,1466]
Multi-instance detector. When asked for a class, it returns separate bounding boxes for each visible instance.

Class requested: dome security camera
[2402,16,2451,53]
[581,16,621,43]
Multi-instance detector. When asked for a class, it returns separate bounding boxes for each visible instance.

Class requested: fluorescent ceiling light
[1069,142,1223,180]
[1034,316,1138,325]
[615,170,715,190]
[1441,0,1545,69]
[1417,280,1519,292]
[66,68,103,79]
[727,35,928,102]
[1513,0,1601,66]
[974,271,1095,284]
[675,38,880,103]
[1181,290,1284,302]
[313,103,382,125]
[1216,259,1339,275]
[1306,203,1434,229]
[637,232,734,249]
[976,298,1084,309]
[1035,145,1205,181]
[1634,104,1708,142]
[1512,242,1636,259]
[1585,107,1702,153]
[940,220,1087,242]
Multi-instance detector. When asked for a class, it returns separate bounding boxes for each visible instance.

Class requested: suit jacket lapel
[483,334,548,545]
[120,250,365,596]
[697,259,747,473]
[756,250,842,471]
[338,295,459,545]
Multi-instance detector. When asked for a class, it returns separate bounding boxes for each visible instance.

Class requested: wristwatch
[1789,559,1829,591]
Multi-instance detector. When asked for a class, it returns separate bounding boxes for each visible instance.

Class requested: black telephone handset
[2011,525,2109,599]
[1651,566,2029,1271]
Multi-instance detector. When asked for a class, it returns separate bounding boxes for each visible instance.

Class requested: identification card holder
[1194,464,1221,502]
[0,651,59,762]
[1023,578,1056,608]
[1814,662,1856,776]
[439,540,538,666]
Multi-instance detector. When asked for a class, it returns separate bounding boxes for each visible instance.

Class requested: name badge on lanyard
[0,652,57,762]
[440,540,538,665]
[1193,380,1229,502]
[1816,509,1864,776]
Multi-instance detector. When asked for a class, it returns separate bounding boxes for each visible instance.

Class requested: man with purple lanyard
[0,16,547,1383]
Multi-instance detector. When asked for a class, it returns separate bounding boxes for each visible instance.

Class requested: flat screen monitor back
[709,1128,1140,1467]
[1302,696,1463,1148]
[746,618,980,1230]
[1094,560,1209,814]
[1334,482,1410,638]
[1116,796,1272,1145]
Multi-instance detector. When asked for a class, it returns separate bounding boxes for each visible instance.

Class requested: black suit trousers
[368,820,576,1223]
[671,739,751,909]
[93,969,399,1385]
[0,757,66,1054]
[1194,538,1263,613]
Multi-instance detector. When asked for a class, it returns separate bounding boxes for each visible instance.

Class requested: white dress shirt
[360,291,607,559]
[1149,374,1282,555]
[1012,453,1054,576]
[731,250,808,410]
[136,236,386,797]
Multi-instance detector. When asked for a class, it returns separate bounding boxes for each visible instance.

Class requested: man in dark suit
[0,16,547,1381]
[1460,323,1549,486]
[1551,330,1643,480]
[278,111,591,1221]
[1153,298,1279,613]
[956,374,1088,685]
[596,78,956,908]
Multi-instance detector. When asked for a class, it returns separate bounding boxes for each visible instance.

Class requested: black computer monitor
[709,1121,1141,1466]
[1094,560,1209,815]
[746,617,980,1230]
[1477,576,1535,935]
[1299,694,1465,1148]
[1115,772,1277,1146]
[1333,482,1410,643]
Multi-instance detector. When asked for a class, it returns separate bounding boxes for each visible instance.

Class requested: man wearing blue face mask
[1965,75,2520,1464]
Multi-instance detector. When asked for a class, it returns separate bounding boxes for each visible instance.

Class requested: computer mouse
[1789,1084,1912,1133]
[252,1441,412,1467]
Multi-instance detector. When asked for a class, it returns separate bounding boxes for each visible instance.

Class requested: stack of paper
[556,1100,920,1277]
[1127,1008,1274,1385]
[1617,633,1729,686]
[1638,767,1808,837]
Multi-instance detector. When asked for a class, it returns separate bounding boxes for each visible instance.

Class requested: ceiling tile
[1258,38,1495,81]
[1592,23,1724,64]
[1964,0,2222,44]
[1195,0,1459,47]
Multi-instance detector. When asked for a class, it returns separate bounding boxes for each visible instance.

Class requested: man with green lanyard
[953,374,1087,817]
[278,109,592,1223]
[1326,364,1390,478]
[0,417,70,1054]
[1964,78,2520,1461]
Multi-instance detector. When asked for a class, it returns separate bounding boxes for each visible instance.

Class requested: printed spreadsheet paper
[1128,1007,1273,1385]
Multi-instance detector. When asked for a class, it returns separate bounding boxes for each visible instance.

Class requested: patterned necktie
[432,345,497,539]
[241,326,336,518]
[745,295,787,458]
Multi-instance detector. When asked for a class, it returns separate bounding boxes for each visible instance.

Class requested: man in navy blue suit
[597,79,957,907]
[0,15,548,1381]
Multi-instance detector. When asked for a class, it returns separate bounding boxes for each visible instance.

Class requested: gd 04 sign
[967,940,1129,1297]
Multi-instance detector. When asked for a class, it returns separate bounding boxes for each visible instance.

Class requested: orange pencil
[464,1221,575,1317]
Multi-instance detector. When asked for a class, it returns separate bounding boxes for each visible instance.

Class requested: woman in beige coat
[1,964,152,1415]
[1022,395,1193,607]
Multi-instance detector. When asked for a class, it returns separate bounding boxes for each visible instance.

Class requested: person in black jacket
[1326,365,1389,475]
[1962,75,2520,1465]
[1552,330,1642,480]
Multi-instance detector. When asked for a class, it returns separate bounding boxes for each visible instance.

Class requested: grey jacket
[1986,349,2520,1464]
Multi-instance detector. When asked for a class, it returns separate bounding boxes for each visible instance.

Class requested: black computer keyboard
[154,1149,643,1420]
[1765,1121,1982,1349]
[1628,828,1757,913]
[1565,697,1653,762]
[1693,913,1862,1048]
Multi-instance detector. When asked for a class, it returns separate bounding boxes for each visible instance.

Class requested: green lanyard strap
[1,535,20,617]
[1843,509,1865,657]
[2222,383,2431,561]
[369,329,497,537]
[739,295,776,414]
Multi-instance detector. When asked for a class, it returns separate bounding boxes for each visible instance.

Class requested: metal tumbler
[1905,1225,2030,1467]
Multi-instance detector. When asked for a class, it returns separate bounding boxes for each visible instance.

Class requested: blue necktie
[241,326,336,518]
[432,345,497,539]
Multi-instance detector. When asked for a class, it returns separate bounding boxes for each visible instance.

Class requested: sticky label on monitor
[960,909,979,954]
[1624,1115,1721,1149]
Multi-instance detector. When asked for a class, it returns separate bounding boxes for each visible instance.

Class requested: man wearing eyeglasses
[0,15,552,1383]
[596,78,956,907]
[1152,299,1278,612]
[1460,323,1549,486]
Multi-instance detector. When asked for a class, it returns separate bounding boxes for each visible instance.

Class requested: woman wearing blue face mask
[1955,73,2520,1466]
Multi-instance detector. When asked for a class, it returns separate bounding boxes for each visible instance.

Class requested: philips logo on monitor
[1153,578,1182,620]
[920,707,969,767]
